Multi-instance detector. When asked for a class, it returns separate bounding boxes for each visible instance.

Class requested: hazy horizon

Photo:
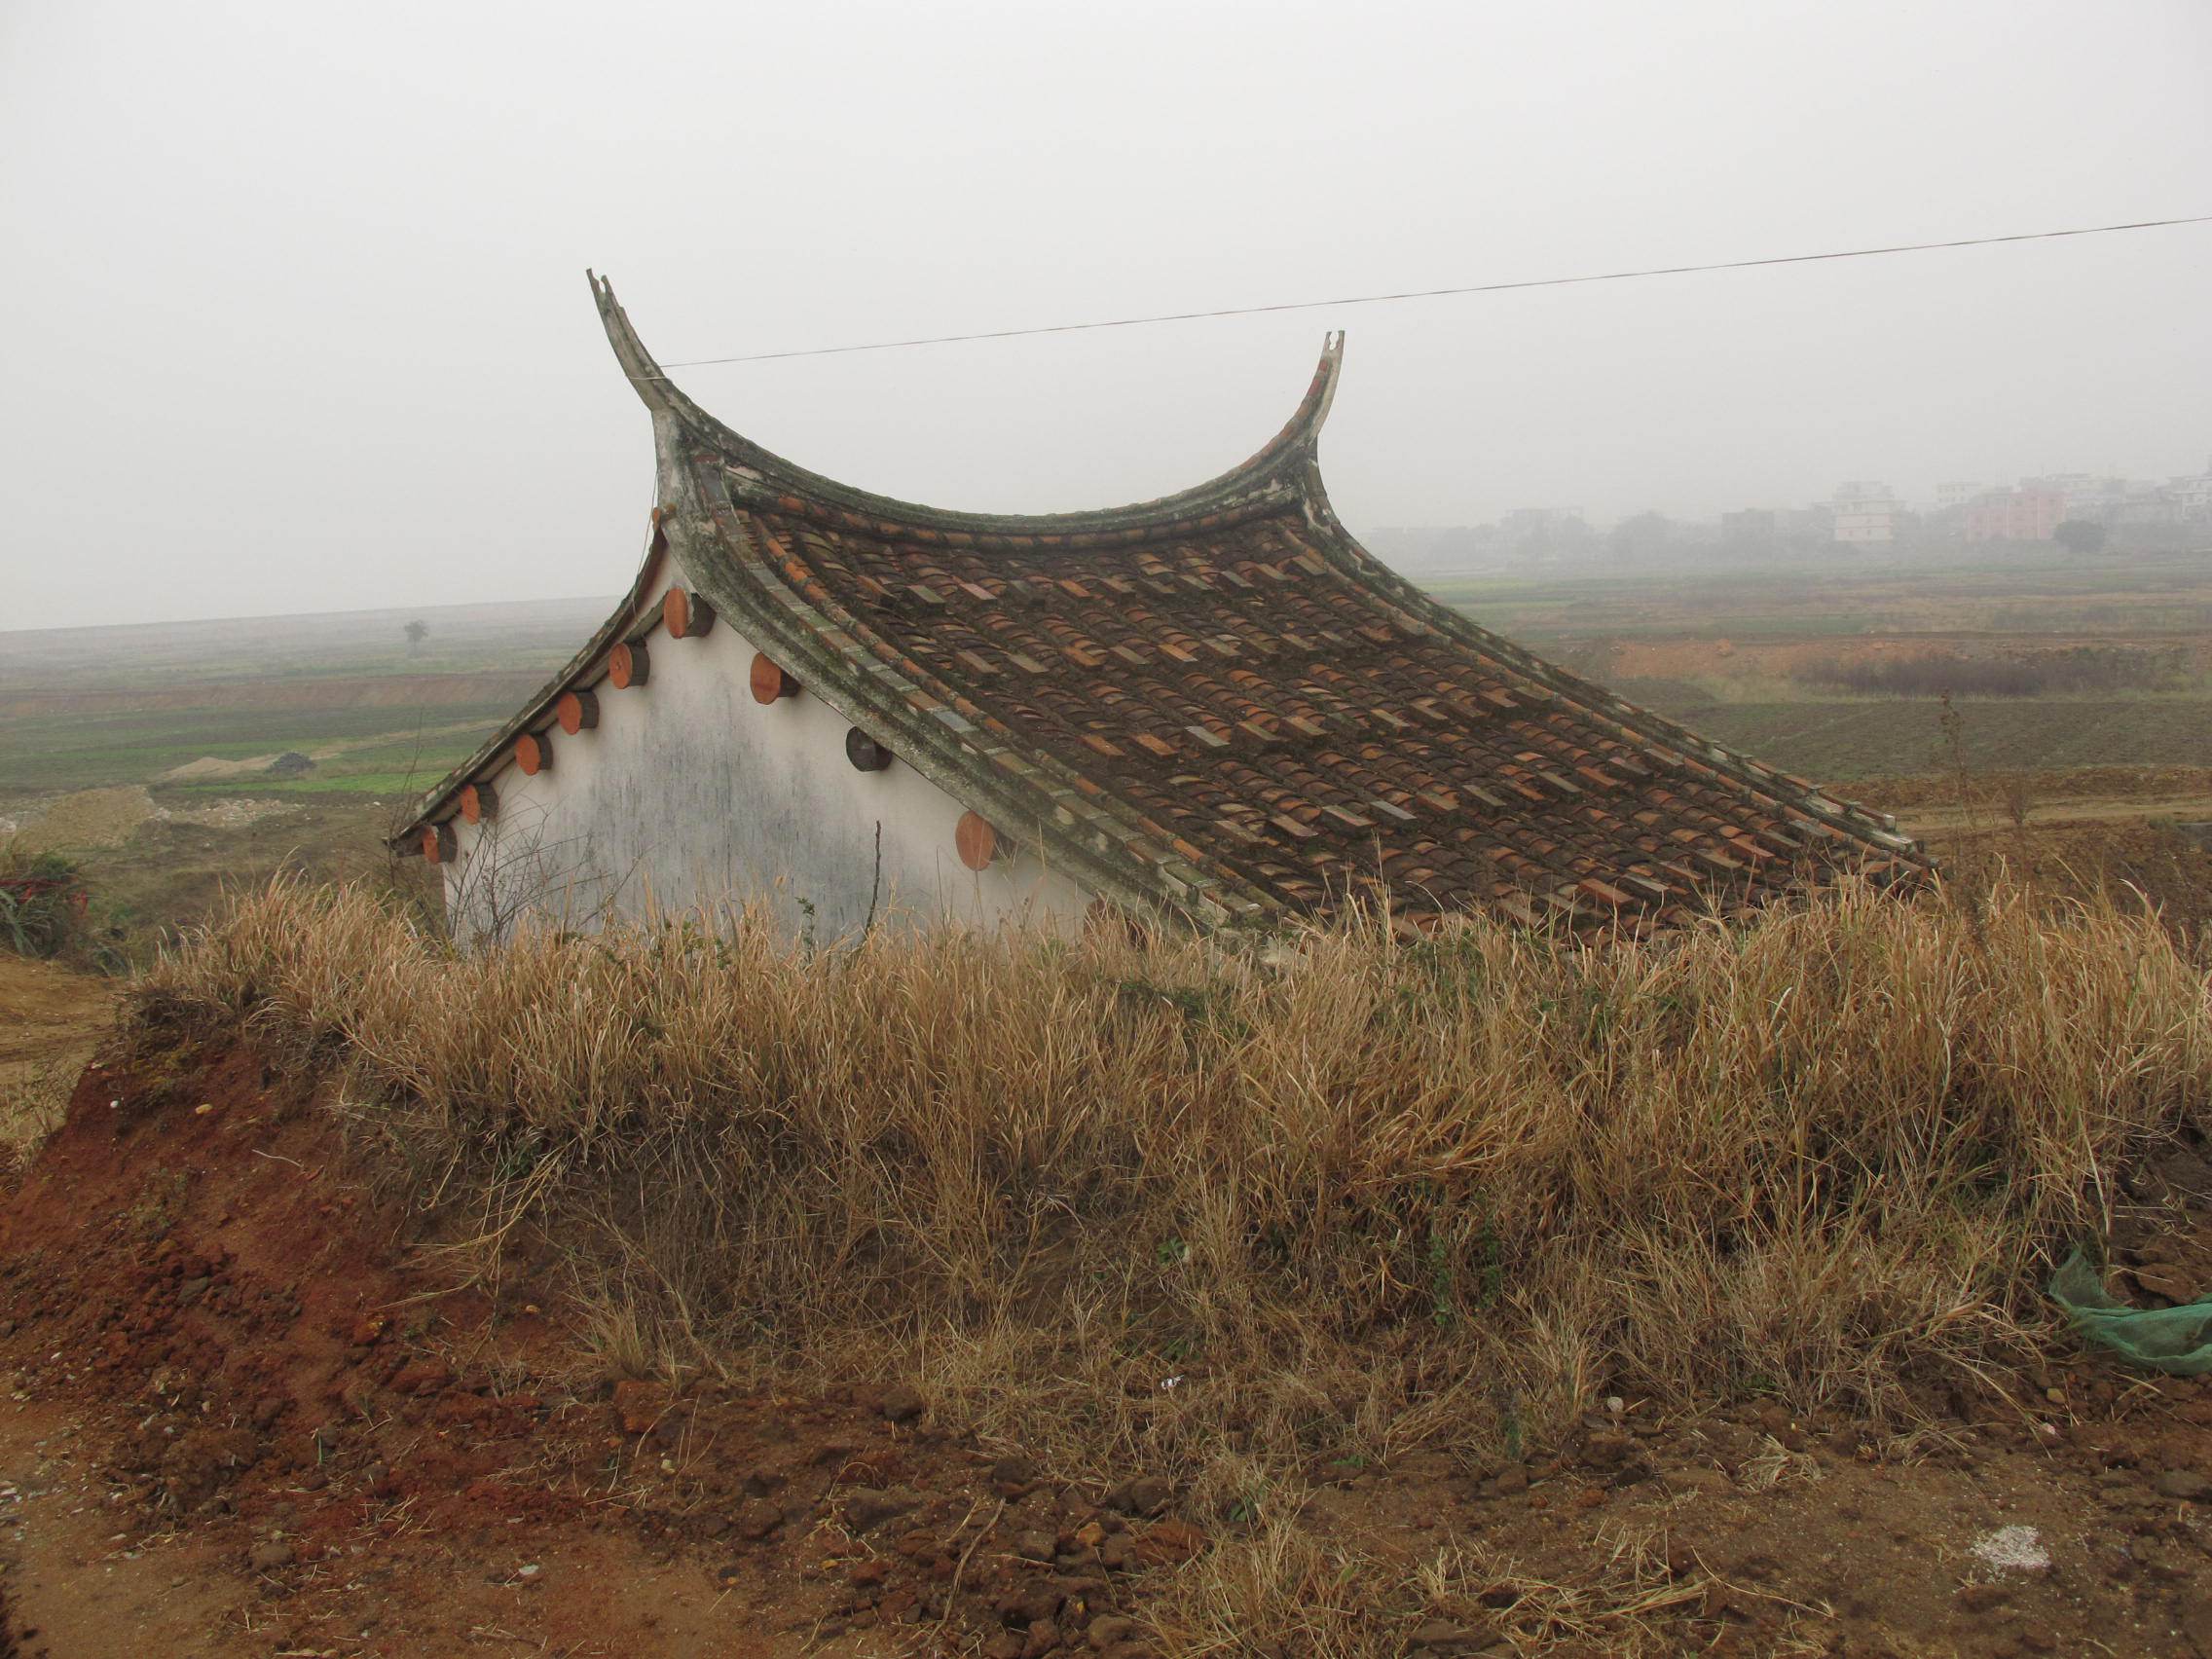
[4,1,2208,631]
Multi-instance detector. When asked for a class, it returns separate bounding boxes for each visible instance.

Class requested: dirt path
[0,1401,246,1659]
[0,1024,931,1657]
[0,1385,809,1659]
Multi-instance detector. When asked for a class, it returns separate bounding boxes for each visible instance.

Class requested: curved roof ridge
[588,272,1342,535]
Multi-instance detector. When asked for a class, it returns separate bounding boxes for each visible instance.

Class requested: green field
[0,596,607,804]
[1429,544,2212,644]
[0,599,623,962]
[0,705,524,795]
[3,560,2208,964]
[6,558,2212,808]
[0,597,610,691]
[1425,544,2212,781]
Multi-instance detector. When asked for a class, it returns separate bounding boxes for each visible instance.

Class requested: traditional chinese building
[394,276,1923,942]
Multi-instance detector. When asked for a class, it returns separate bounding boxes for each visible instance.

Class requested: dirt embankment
[0,957,114,1172]
[4,787,303,856]
[3,1014,2212,1656]
[0,1021,1205,1657]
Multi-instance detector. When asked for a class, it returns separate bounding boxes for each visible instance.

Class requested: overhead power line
[657,213,2212,369]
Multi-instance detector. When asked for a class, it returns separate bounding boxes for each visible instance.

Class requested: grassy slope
[147,876,2212,1494]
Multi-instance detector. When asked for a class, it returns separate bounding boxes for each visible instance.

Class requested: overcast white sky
[3,1,2208,629]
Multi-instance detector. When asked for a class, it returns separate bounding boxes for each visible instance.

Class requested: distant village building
[1932,480,1983,511]
[1826,482,1900,545]
[1963,486,2067,543]
[1719,507,1776,543]
[2021,473,2113,521]
[2110,488,2182,528]
[394,276,1923,943]
[1497,507,1588,534]
[2172,461,2212,518]
[1495,506,1594,559]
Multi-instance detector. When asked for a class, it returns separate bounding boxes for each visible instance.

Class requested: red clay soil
[0,1026,1198,1658]
[4,1022,2212,1656]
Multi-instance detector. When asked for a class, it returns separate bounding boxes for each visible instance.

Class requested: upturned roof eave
[588,271,1343,538]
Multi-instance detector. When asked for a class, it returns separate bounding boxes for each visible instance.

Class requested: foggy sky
[3,1,2208,630]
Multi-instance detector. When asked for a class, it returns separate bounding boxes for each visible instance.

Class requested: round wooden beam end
[423,823,458,866]
[557,689,600,735]
[460,782,498,824]
[955,811,1006,871]
[750,653,800,704]
[663,586,717,639]
[845,727,893,772]
[609,641,649,689]
[516,732,552,776]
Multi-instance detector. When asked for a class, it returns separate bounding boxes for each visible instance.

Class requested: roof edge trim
[587,271,1342,535]
[389,532,670,845]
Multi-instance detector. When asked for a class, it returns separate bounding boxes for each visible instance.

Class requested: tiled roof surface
[706,484,1923,930]
[397,277,1928,932]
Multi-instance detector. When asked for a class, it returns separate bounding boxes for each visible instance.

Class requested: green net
[2048,1250,2212,1377]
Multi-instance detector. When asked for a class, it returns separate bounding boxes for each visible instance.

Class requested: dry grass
[141,875,2211,1503]
[1145,1513,1827,1658]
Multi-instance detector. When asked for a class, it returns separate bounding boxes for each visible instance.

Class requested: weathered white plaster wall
[441,562,1088,945]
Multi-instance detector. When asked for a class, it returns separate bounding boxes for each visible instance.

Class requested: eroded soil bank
[2,1023,2210,1656]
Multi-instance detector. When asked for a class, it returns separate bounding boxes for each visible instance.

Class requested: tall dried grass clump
[145,875,2211,1483]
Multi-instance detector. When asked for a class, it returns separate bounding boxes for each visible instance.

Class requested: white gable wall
[440,561,1090,945]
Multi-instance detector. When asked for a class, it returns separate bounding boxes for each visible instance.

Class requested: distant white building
[2024,472,2195,527]
[1497,506,1589,535]
[1827,481,1900,545]
[2169,460,2212,518]
[2025,472,2100,514]
[1933,480,1983,511]
[2022,473,2149,522]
